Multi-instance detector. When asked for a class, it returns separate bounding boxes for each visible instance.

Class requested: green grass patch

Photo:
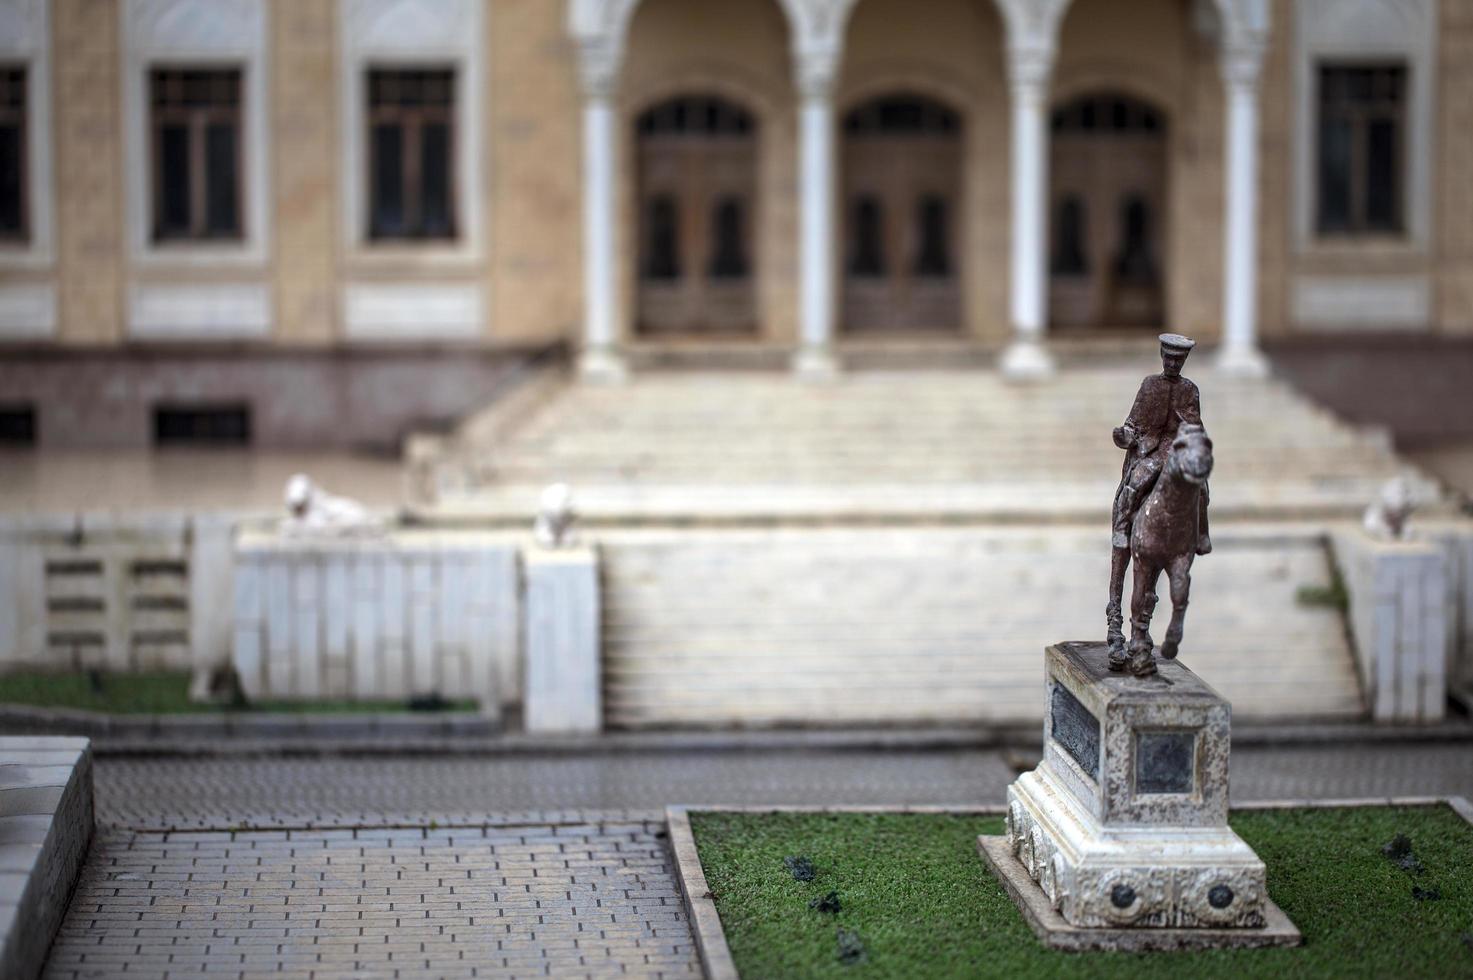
[0,670,476,714]
[690,805,1473,979]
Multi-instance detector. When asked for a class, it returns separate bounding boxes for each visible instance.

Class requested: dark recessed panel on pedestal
[1135,731,1196,794]
[1050,683,1100,780]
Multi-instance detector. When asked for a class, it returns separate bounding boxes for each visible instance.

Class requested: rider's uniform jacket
[1115,373,1202,470]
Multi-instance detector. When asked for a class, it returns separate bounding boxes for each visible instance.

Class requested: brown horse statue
[1107,422,1214,676]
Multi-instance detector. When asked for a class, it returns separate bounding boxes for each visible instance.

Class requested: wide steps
[597,527,1363,728]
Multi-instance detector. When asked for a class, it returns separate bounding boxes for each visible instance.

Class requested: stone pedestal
[981,641,1299,949]
[523,544,601,734]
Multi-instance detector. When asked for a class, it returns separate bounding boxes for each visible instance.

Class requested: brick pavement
[41,743,1473,978]
[46,819,698,980]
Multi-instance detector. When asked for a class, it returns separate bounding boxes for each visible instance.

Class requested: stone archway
[840,93,964,332]
[633,94,760,334]
[1048,91,1168,329]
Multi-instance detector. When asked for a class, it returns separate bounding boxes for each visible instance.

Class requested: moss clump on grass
[0,670,476,714]
[690,805,1473,980]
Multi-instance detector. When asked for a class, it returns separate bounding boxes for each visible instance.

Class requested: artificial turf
[0,670,477,714]
[689,805,1473,979]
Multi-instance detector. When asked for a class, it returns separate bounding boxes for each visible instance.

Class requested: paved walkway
[44,745,1473,978]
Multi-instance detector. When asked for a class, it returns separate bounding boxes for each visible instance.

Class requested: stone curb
[3,707,1470,757]
[0,736,94,980]
[664,796,1473,980]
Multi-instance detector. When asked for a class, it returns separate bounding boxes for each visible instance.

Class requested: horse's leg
[1106,545,1130,668]
[1128,560,1160,676]
[1161,555,1192,660]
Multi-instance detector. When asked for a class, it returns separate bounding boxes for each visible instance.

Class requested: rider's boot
[1111,487,1138,549]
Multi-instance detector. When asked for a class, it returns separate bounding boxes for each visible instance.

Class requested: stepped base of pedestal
[978,837,1302,951]
[1006,766,1270,929]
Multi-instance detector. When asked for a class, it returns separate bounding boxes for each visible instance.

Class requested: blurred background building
[1,0,1471,733]
[0,0,1468,448]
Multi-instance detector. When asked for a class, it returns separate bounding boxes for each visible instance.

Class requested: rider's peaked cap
[1158,333,1196,354]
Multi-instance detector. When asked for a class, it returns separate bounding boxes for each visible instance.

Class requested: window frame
[148,67,246,244]
[1313,60,1408,239]
[365,66,458,242]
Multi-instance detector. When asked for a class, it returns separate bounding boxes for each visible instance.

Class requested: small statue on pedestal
[1106,334,1214,677]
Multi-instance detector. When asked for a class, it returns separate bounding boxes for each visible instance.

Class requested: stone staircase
[429,368,1437,523]
[416,364,1449,728]
[598,526,1362,728]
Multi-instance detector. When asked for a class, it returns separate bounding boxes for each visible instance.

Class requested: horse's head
[1168,422,1214,485]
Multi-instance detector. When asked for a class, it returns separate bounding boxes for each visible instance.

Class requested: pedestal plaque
[980,641,1301,950]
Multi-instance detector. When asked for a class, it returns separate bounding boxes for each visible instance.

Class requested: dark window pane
[370,122,404,237]
[708,196,748,279]
[1316,115,1352,233]
[157,123,192,237]
[420,121,453,237]
[205,121,239,236]
[848,196,885,277]
[1052,195,1088,275]
[1114,194,1157,284]
[1365,117,1399,231]
[914,194,950,277]
[0,122,21,237]
[0,404,36,446]
[153,404,251,446]
[643,195,680,280]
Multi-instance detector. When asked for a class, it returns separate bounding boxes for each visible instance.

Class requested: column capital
[1219,34,1267,92]
[994,0,1071,87]
[793,42,842,101]
[574,35,622,100]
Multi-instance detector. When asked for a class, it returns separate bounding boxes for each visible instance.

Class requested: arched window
[1051,93,1165,135]
[708,196,749,279]
[637,95,754,137]
[1052,195,1088,275]
[843,95,960,136]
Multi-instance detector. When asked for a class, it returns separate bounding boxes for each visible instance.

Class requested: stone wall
[1332,529,1449,724]
[232,530,521,716]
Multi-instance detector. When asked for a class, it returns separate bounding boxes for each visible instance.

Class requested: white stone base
[999,337,1055,380]
[523,544,601,734]
[577,346,629,384]
[1006,765,1269,930]
[1212,343,1271,378]
[791,345,840,381]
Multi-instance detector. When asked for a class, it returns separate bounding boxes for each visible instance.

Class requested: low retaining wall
[0,514,239,682]
[1331,527,1465,723]
[232,530,520,718]
[0,736,93,980]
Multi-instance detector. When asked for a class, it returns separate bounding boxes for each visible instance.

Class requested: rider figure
[1111,334,1212,556]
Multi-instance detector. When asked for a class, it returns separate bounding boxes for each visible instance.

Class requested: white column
[994,0,1069,380]
[792,52,841,380]
[575,43,627,383]
[1216,39,1270,377]
[1000,61,1055,379]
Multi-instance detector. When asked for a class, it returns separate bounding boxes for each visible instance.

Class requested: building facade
[0,0,1470,444]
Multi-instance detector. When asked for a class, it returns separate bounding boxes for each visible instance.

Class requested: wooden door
[636,96,757,335]
[842,96,962,332]
[1049,93,1168,329]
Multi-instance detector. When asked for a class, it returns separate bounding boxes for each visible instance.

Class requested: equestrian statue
[1106,334,1214,677]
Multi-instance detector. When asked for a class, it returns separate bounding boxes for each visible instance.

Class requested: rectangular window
[150,68,243,242]
[1316,64,1406,236]
[0,67,26,241]
[367,68,456,240]
[0,403,36,446]
[153,403,251,446]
